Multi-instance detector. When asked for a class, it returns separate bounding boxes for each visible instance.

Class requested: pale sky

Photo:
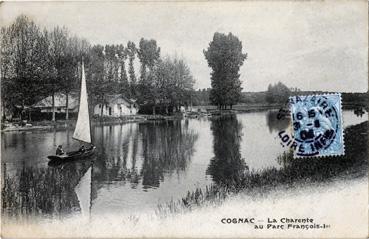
[0,1,367,92]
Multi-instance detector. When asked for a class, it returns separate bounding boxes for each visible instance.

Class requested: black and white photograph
[0,1,368,238]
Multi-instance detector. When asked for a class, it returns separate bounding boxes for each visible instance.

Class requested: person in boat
[56,145,65,155]
[79,145,86,153]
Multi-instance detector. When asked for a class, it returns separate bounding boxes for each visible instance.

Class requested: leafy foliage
[265,82,291,104]
[204,32,247,109]
[137,38,160,81]
[1,15,196,119]
[1,15,89,120]
[127,41,137,98]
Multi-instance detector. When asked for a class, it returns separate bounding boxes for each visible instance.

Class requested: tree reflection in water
[2,161,92,219]
[93,124,140,188]
[206,114,248,188]
[265,110,290,133]
[92,120,198,190]
[140,120,198,189]
[168,122,367,214]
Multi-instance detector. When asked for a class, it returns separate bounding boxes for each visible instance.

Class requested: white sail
[73,62,91,143]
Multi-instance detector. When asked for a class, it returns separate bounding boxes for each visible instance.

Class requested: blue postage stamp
[289,93,344,158]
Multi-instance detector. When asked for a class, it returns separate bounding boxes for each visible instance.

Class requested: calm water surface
[1,110,367,219]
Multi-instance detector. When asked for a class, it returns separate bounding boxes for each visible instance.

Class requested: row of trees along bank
[1,15,88,121]
[1,15,195,121]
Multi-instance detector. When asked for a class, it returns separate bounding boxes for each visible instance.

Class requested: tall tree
[49,26,69,121]
[104,44,120,84]
[59,47,77,120]
[204,32,247,109]
[153,56,194,114]
[116,44,129,96]
[117,44,131,97]
[0,15,45,120]
[172,57,195,110]
[136,38,161,113]
[137,38,161,82]
[63,36,90,120]
[87,44,109,117]
[126,41,137,98]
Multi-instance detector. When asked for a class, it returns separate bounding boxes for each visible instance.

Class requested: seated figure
[79,145,86,153]
[56,145,65,155]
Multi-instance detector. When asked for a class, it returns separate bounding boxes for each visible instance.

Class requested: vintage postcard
[0,1,368,238]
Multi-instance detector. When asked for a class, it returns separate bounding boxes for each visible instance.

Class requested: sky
[0,1,367,92]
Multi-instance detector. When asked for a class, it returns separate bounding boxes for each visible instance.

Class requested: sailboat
[48,62,96,163]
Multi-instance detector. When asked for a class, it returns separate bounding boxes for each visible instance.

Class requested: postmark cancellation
[289,93,344,158]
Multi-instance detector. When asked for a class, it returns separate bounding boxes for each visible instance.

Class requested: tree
[192,88,211,106]
[172,58,195,109]
[137,38,160,82]
[153,58,171,114]
[0,15,45,120]
[1,15,92,121]
[265,82,291,104]
[63,36,90,120]
[48,26,70,121]
[153,56,194,114]
[136,38,161,113]
[116,44,130,96]
[126,41,137,98]
[204,32,247,109]
[1,15,197,120]
[87,44,109,117]
[104,44,120,84]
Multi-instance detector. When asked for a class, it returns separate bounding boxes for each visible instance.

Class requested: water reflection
[139,121,198,188]
[206,115,248,188]
[92,120,199,190]
[265,110,290,133]
[2,161,92,218]
[180,121,368,212]
[1,110,367,220]
[93,124,141,188]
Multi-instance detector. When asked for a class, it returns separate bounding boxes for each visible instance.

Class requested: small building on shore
[32,93,79,113]
[93,94,139,117]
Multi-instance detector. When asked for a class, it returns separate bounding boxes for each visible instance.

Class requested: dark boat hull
[48,146,96,166]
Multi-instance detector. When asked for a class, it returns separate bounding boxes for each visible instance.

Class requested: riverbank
[157,121,368,216]
[1,114,184,132]
[2,176,366,238]
[191,103,283,113]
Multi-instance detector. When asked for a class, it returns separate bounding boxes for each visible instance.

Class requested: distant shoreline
[1,103,366,133]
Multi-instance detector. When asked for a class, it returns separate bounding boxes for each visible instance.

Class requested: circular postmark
[277,94,344,158]
[290,95,341,157]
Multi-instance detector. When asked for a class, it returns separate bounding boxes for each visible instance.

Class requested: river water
[1,110,367,220]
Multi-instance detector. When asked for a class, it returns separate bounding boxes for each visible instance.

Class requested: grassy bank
[157,121,368,215]
[2,177,367,238]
